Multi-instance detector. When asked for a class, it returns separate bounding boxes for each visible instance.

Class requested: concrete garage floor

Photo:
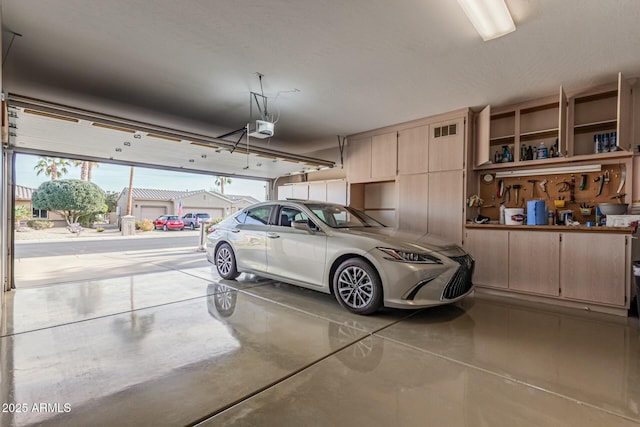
[2,247,640,426]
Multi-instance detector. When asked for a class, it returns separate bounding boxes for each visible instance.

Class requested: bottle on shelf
[610,131,617,151]
[536,141,548,159]
[501,145,512,163]
[602,133,610,152]
[594,134,601,154]
[526,145,534,160]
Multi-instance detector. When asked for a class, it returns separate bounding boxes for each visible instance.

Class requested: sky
[15,154,268,201]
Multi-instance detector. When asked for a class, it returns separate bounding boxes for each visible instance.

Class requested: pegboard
[475,164,626,223]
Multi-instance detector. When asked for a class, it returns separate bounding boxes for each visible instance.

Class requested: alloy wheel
[216,246,233,276]
[336,266,374,309]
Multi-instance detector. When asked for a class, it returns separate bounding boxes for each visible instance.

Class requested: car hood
[336,227,463,254]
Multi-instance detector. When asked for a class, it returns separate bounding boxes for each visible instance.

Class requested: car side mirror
[292,220,315,233]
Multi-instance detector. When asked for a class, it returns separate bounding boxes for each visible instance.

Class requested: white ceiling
[2,0,640,159]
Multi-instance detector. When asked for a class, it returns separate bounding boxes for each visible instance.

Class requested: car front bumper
[369,252,474,309]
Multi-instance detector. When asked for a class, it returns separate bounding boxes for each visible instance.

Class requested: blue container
[527,200,547,225]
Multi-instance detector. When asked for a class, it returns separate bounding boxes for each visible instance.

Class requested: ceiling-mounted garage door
[7,95,335,180]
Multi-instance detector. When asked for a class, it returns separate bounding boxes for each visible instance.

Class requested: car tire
[163,224,168,231]
[215,243,240,280]
[333,258,383,315]
[190,223,195,230]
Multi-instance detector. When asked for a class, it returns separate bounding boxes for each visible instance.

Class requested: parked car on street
[181,212,212,230]
[153,215,184,231]
[206,200,474,315]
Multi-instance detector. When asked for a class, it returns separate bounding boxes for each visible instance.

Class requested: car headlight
[377,247,442,264]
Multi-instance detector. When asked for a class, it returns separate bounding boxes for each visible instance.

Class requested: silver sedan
[206,200,474,315]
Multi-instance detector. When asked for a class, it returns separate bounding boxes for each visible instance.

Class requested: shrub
[96,227,105,232]
[27,220,54,230]
[15,205,31,221]
[139,219,154,231]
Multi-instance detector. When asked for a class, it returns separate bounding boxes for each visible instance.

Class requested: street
[14,233,204,259]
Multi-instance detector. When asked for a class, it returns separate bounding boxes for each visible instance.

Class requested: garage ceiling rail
[7,94,335,180]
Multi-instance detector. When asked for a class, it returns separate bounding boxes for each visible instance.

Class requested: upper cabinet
[474,73,632,170]
[398,125,429,175]
[567,72,632,156]
[371,132,398,179]
[475,87,566,168]
[346,136,372,182]
[347,132,397,182]
[429,117,465,172]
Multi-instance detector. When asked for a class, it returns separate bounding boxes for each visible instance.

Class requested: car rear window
[236,206,272,225]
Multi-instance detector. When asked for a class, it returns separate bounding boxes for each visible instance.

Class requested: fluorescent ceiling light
[495,164,601,178]
[457,0,516,41]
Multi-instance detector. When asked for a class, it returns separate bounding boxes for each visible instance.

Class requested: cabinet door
[346,137,371,182]
[428,170,463,245]
[617,72,632,152]
[371,132,397,179]
[464,229,508,288]
[560,233,627,306]
[307,182,326,201]
[277,185,293,200]
[398,125,429,175]
[291,183,309,200]
[558,86,567,157]
[509,231,559,296]
[475,105,491,167]
[397,174,428,232]
[429,117,465,172]
[326,180,347,205]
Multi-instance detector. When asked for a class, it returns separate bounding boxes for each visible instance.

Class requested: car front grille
[441,255,474,300]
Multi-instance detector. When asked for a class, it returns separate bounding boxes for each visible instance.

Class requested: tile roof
[119,188,236,203]
[15,185,35,200]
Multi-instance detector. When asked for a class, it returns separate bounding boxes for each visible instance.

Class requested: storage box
[605,214,640,227]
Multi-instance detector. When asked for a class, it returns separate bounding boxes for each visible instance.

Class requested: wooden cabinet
[560,233,628,306]
[346,137,372,182]
[371,132,397,179]
[429,117,465,172]
[347,132,397,182]
[278,180,347,205]
[347,110,469,243]
[475,88,566,168]
[398,125,429,175]
[466,226,630,313]
[474,73,632,170]
[567,72,632,156]
[428,170,464,245]
[464,229,508,288]
[508,231,559,296]
[397,173,428,232]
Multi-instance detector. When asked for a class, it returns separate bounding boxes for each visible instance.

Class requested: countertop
[465,223,636,234]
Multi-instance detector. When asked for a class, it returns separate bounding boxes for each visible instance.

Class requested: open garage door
[7,95,334,179]
[2,95,335,292]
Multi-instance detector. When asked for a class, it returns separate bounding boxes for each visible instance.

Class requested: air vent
[433,123,457,139]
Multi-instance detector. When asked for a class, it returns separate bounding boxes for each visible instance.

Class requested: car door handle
[267,232,280,239]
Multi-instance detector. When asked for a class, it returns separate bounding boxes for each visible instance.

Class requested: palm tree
[126,166,135,215]
[34,157,71,180]
[87,161,99,181]
[71,160,100,181]
[215,176,232,194]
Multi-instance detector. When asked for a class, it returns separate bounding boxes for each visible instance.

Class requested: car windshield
[306,204,384,229]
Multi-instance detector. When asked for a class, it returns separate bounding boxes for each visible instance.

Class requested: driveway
[13,226,211,288]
